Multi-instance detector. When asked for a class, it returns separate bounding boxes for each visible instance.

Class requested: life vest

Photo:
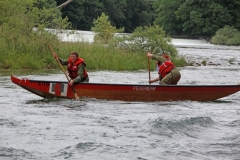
[157,55,174,80]
[67,57,88,79]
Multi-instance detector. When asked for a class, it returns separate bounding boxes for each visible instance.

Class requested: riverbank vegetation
[0,40,186,71]
[211,26,240,46]
[0,0,187,70]
[56,0,240,45]
[0,0,66,69]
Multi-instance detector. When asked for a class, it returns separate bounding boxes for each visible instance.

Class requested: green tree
[91,13,124,44]
[0,0,69,55]
[222,0,240,30]
[100,0,127,29]
[32,0,70,29]
[175,0,232,36]
[57,0,155,32]
[57,0,103,30]
[211,25,240,46]
[34,0,56,8]
[153,0,185,35]
[115,25,177,56]
[124,0,154,32]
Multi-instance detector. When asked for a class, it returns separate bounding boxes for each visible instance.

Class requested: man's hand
[147,52,153,58]
[69,80,74,86]
[53,53,58,58]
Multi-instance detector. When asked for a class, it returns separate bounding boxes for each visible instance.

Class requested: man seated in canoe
[147,51,181,85]
[54,51,89,85]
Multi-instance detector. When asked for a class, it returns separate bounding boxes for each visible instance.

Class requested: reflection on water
[1,38,240,160]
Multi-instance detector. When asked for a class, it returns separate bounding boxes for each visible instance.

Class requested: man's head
[70,51,79,62]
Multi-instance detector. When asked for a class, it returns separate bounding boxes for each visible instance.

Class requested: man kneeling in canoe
[54,51,89,85]
[147,51,181,85]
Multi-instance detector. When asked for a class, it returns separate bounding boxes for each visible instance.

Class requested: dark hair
[70,51,79,57]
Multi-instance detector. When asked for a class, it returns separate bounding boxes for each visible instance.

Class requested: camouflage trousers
[159,68,181,85]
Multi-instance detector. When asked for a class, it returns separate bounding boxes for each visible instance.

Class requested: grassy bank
[0,41,150,71]
[55,42,150,71]
[0,41,187,71]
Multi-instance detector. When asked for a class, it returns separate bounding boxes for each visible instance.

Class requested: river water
[1,38,240,160]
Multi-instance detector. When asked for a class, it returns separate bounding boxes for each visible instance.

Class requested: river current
[1,39,240,160]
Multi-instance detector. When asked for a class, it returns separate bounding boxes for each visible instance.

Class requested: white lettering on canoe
[133,86,156,91]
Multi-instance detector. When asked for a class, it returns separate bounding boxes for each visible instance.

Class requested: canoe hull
[11,75,240,102]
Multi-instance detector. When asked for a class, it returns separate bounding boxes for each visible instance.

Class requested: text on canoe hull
[133,86,156,91]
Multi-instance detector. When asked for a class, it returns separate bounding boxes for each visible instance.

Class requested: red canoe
[11,75,240,102]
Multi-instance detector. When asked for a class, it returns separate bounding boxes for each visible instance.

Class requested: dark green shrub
[211,26,240,46]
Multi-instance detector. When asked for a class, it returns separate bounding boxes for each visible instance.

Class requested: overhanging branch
[57,0,73,8]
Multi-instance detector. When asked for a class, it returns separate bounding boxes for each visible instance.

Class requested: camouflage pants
[159,68,181,85]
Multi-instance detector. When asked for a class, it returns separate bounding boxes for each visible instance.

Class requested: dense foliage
[153,0,240,37]
[91,13,124,44]
[211,26,240,46]
[55,0,240,38]
[114,25,177,55]
[153,0,185,35]
[175,0,232,36]
[56,0,155,33]
[0,0,69,69]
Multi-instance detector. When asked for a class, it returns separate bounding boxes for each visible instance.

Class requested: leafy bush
[211,26,240,46]
[113,24,178,57]
[0,0,70,69]
[91,13,124,44]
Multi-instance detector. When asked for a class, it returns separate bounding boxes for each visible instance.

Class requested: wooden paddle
[48,44,79,100]
[147,56,151,84]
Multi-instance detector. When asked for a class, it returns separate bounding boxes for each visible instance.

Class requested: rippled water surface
[1,42,240,160]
